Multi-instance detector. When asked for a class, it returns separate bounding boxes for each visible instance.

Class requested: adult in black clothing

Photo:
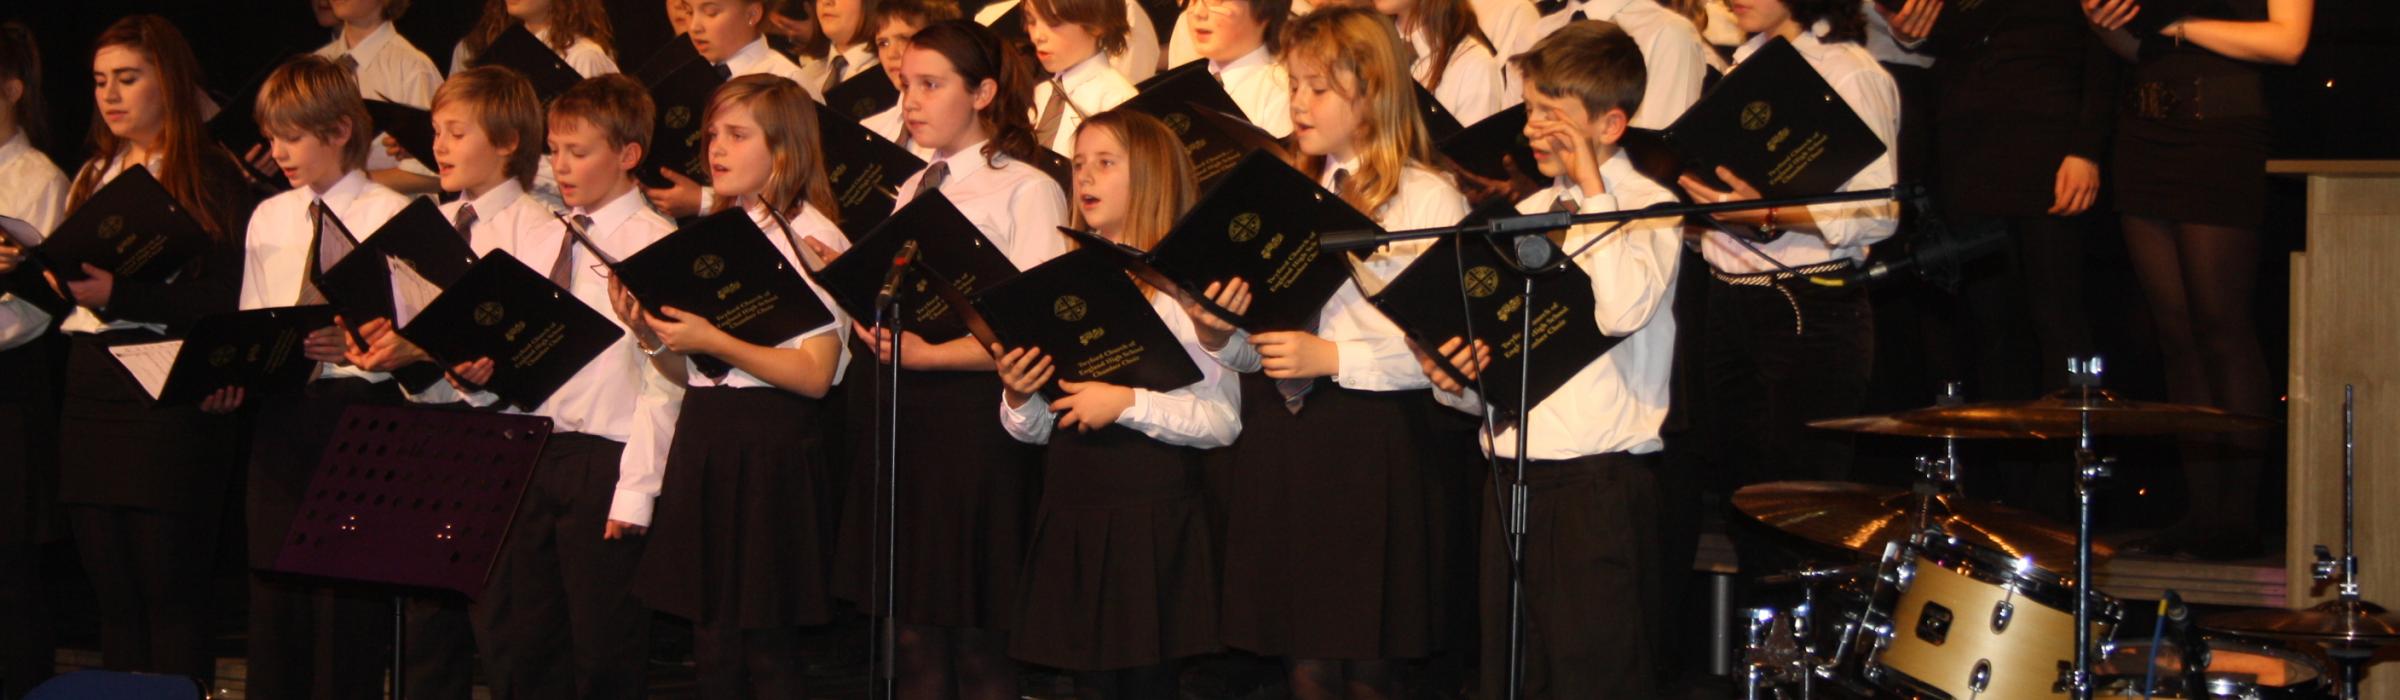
[2085,0,2310,559]
[51,16,258,688]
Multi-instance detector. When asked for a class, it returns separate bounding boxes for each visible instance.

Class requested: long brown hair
[462,0,618,61]
[1279,6,1439,218]
[67,15,234,240]
[703,74,839,223]
[1397,0,1490,90]
[905,20,1045,170]
[1069,109,1192,255]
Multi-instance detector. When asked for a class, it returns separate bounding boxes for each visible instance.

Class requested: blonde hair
[547,73,656,154]
[432,66,546,188]
[701,74,839,223]
[256,54,375,172]
[1069,109,1193,256]
[1278,6,1438,218]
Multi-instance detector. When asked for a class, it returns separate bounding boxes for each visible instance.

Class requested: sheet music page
[0,214,43,248]
[388,256,444,326]
[107,340,184,400]
[318,206,359,273]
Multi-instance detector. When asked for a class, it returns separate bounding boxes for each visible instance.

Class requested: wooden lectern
[2279,160,2400,699]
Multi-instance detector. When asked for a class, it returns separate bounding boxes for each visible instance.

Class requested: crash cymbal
[1733,481,2106,568]
[1807,413,2035,440]
[2203,599,2400,650]
[1888,389,2278,439]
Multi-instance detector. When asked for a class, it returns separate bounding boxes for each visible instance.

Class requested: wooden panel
[2267,160,2400,176]
[2287,173,2400,699]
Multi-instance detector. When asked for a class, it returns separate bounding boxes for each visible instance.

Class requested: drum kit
[1735,361,2397,700]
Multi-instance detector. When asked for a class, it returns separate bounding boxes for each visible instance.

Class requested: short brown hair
[257,55,375,171]
[432,66,545,188]
[873,0,960,32]
[1509,20,1646,120]
[1027,0,1130,57]
[548,74,655,155]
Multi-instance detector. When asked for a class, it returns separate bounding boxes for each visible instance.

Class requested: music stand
[270,403,554,698]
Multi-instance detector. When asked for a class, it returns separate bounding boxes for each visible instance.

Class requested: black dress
[634,385,839,628]
[1009,422,1218,672]
[2110,0,2272,228]
[1930,0,2118,218]
[831,345,1042,631]
[1216,374,1448,660]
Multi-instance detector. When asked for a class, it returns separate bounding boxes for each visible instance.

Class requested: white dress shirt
[451,30,622,212]
[398,178,552,402]
[891,141,1070,272]
[58,151,170,335]
[681,200,854,390]
[1210,45,1294,138]
[238,169,415,382]
[1000,288,1243,448]
[1209,158,1467,392]
[318,21,443,175]
[1515,0,1712,128]
[798,40,879,103]
[976,0,1163,84]
[1698,24,1900,274]
[1472,0,1543,66]
[1433,151,1679,458]
[1031,52,1140,157]
[1166,0,1315,67]
[0,130,69,351]
[697,37,811,214]
[1410,30,1504,127]
[1861,0,1936,68]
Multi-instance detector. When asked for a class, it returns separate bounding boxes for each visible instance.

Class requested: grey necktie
[914,161,949,200]
[334,53,359,72]
[550,214,591,288]
[712,63,733,81]
[1033,78,1070,150]
[452,203,478,243]
[825,55,849,94]
[1331,167,1352,196]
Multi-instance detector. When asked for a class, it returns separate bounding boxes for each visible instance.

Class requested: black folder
[396,250,625,409]
[949,246,1203,393]
[816,105,927,237]
[206,59,297,192]
[1414,82,1464,142]
[1364,217,1619,422]
[27,165,214,286]
[0,214,69,317]
[823,64,900,121]
[107,304,339,406]
[363,99,437,172]
[632,38,726,188]
[815,191,1020,343]
[607,207,836,376]
[472,24,588,103]
[1617,37,1887,198]
[1125,60,1288,191]
[1141,151,1368,333]
[316,197,479,325]
[1438,104,1543,187]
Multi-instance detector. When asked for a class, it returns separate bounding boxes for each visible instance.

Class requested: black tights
[1289,658,1396,700]
[893,623,1015,700]
[2121,216,2271,542]
[1074,661,1180,700]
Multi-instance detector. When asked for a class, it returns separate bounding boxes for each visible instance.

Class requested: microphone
[1841,209,2009,289]
[1514,232,1555,269]
[2161,589,2212,688]
[875,240,920,311]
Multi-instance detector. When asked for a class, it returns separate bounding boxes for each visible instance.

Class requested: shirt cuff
[1208,330,1261,372]
[1120,388,1156,427]
[607,489,655,527]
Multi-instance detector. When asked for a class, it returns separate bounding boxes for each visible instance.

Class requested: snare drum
[1857,535,2124,699]
[2095,636,2332,699]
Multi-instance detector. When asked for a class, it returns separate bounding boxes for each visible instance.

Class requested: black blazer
[1928,0,2120,217]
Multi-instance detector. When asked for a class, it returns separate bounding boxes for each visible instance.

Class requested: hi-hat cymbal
[1886,389,2278,439]
[2203,599,2400,650]
[1733,481,2106,568]
[1807,413,2034,440]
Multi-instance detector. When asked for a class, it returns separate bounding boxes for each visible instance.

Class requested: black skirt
[634,386,837,628]
[1010,423,1217,672]
[1215,373,1451,660]
[0,334,65,545]
[55,331,238,517]
[832,349,1040,630]
[2111,48,2270,228]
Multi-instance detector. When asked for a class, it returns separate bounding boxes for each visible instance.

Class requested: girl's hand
[2084,0,2140,31]
[1051,379,1134,432]
[992,344,1055,407]
[800,236,840,267]
[1411,336,1492,396]
[641,168,706,219]
[1677,166,1772,227]
[381,134,412,162]
[447,357,496,393]
[1182,278,1250,351]
[607,278,661,350]
[1882,0,1944,43]
[853,321,940,370]
[1250,330,1339,380]
[604,520,647,540]
[649,306,730,356]
[0,240,24,275]
[62,263,114,309]
[198,386,246,414]
[303,323,353,364]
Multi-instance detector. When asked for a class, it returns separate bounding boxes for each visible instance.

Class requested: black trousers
[400,592,476,700]
[247,378,399,699]
[470,433,650,700]
[1692,275,1876,578]
[0,541,52,699]
[67,505,220,684]
[1957,215,2093,519]
[1478,453,1661,700]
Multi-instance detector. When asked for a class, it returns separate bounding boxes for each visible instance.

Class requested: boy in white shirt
[317,0,445,194]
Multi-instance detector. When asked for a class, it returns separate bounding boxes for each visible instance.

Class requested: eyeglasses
[1185,0,1247,19]
[874,35,911,52]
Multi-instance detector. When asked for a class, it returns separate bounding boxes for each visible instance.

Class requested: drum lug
[1968,659,1991,694]
[1990,601,2013,634]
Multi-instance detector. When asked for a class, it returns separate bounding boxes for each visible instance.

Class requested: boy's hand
[1527,117,1606,197]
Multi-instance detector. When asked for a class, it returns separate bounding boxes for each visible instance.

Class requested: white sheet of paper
[317,207,359,273]
[0,214,42,248]
[388,256,443,327]
[107,340,184,400]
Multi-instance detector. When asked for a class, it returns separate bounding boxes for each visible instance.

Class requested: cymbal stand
[2064,357,2114,700]
[1909,382,1968,535]
[2315,385,2371,700]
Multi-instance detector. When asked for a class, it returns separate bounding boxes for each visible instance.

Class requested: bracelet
[1758,206,1781,239]
[639,339,667,356]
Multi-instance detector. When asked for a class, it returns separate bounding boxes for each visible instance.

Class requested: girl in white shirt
[450,0,625,210]
[835,19,1066,700]
[0,25,67,699]
[995,109,1237,697]
[1185,0,1297,136]
[1379,0,1504,124]
[860,0,960,156]
[320,0,445,194]
[1205,8,1469,698]
[623,74,851,698]
[1023,0,1140,156]
[645,0,812,217]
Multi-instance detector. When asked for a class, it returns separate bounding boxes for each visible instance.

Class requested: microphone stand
[1321,184,1911,700]
[870,271,911,700]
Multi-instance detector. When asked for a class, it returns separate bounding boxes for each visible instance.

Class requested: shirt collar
[1320,153,1362,188]
[825,40,876,70]
[933,138,995,174]
[574,186,648,242]
[1211,44,1274,76]
[1549,150,1645,203]
[0,130,30,165]
[1577,0,1639,21]
[312,169,374,211]
[1055,51,1114,92]
[726,36,777,73]
[464,178,527,217]
[343,21,399,65]
[1736,20,1834,63]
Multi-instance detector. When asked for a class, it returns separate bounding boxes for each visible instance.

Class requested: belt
[1711,259,1855,286]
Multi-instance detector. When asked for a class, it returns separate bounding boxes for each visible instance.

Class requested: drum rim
[1855,534,2129,697]
[2095,635,2335,696]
